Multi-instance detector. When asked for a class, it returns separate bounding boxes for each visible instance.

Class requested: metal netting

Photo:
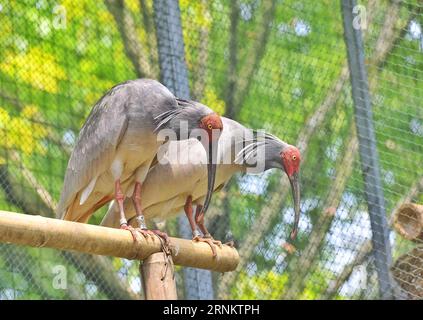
[0,0,422,300]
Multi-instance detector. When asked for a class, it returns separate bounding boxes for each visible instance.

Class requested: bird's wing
[57,85,130,219]
[141,139,207,208]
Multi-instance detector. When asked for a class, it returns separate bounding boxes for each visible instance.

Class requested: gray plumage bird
[57,79,223,241]
[101,117,301,255]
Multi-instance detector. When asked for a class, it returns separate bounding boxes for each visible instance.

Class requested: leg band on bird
[136,215,148,230]
[132,182,148,229]
[115,180,128,225]
[183,197,221,257]
[119,218,128,226]
[192,229,202,238]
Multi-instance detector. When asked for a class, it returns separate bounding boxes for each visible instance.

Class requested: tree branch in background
[322,240,372,299]
[0,91,24,109]
[224,0,276,119]
[0,244,58,299]
[10,151,57,211]
[0,242,85,299]
[191,27,209,100]
[0,165,79,299]
[61,251,139,300]
[105,0,155,78]
[369,0,401,69]
[233,0,276,114]
[191,0,211,100]
[224,0,240,120]
[139,0,158,71]
[0,165,53,218]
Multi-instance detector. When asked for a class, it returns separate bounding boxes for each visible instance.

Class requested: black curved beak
[202,142,218,214]
[289,172,300,240]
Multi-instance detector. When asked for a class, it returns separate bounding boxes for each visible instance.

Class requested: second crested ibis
[57,79,223,243]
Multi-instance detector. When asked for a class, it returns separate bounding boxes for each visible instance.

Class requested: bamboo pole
[393,203,423,242]
[141,252,177,300]
[392,246,423,299]
[0,210,239,273]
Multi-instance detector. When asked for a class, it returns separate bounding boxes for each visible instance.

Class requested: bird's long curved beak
[202,142,217,214]
[289,172,301,240]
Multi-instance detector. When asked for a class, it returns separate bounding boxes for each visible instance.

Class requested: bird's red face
[199,113,223,142]
[281,146,301,178]
[281,146,301,240]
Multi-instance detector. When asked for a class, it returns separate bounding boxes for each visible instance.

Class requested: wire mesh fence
[0,0,422,300]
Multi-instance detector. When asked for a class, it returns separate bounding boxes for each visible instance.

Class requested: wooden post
[141,253,177,300]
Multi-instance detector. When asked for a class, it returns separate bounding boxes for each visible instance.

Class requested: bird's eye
[207,124,213,130]
[292,155,297,161]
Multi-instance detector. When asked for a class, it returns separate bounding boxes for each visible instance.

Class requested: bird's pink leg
[132,182,170,247]
[194,205,223,249]
[116,180,138,241]
[184,196,200,235]
[183,198,218,257]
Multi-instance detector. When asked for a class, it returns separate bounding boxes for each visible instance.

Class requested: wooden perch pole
[141,253,178,299]
[0,210,239,273]
[393,203,423,242]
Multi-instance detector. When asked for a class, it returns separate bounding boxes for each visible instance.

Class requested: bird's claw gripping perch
[193,235,218,257]
[203,233,223,248]
[224,240,235,248]
[120,223,139,242]
[120,222,171,255]
[192,230,223,258]
[137,228,171,254]
[132,210,171,254]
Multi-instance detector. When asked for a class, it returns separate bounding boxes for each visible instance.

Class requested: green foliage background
[0,0,422,299]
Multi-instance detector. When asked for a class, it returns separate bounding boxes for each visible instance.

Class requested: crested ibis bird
[57,79,223,243]
[100,117,301,255]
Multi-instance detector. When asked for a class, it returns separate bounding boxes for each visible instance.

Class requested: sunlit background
[0,0,422,299]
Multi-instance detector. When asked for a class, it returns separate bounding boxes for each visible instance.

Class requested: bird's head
[167,100,223,216]
[281,146,301,180]
[239,134,301,241]
[199,113,224,143]
[154,99,224,215]
[230,123,302,241]
[280,145,301,240]
[197,112,223,215]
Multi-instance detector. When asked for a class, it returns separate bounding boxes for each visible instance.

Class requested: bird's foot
[136,228,171,255]
[120,224,139,242]
[137,229,169,244]
[202,233,223,248]
[224,240,235,248]
[205,235,235,249]
[193,233,222,258]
